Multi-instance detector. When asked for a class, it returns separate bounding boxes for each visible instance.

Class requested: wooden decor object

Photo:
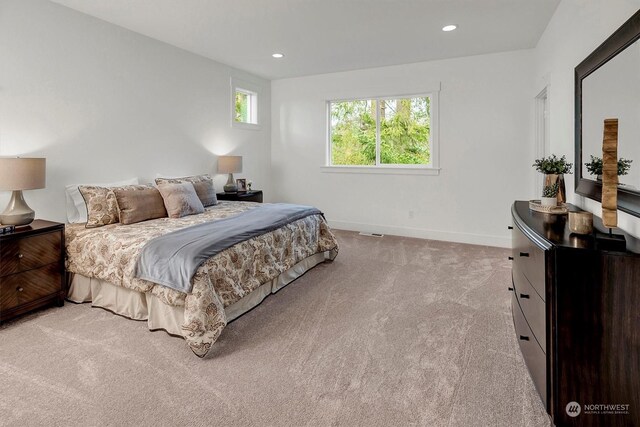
[601,118,619,228]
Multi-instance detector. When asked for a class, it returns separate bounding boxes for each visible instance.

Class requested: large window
[328,94,437,169]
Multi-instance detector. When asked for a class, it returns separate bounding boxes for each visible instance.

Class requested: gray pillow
[155,174,217,207]
[157,182,205,218]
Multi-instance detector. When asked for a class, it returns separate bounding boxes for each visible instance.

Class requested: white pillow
[65,177,139,223]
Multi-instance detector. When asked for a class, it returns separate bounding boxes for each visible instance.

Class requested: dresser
[0,220,65,323]
[511,201,640,427]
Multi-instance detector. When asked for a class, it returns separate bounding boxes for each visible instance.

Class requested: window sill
[231,121,261,131]
[320,166,440,176]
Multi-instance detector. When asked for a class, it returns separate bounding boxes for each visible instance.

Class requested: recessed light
[272,53,284,59]
[442,25,457,32]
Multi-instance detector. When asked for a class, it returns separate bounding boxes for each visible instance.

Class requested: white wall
[0,0,271,223]
[271,51,535,247]
[534,0,640,236]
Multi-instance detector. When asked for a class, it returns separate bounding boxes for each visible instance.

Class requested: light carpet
[0,230,551,427]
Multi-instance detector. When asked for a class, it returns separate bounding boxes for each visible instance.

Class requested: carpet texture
[0,230,551,427]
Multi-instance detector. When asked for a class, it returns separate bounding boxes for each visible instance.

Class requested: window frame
[324,91,440,175]
[231,77,261,130]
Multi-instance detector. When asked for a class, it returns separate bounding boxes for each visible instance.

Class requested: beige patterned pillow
[78,186,119,228]
[155,174,217,207]
[112,185,167,225]
[157,182,205,218]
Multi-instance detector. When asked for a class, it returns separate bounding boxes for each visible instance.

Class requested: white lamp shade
[0,157,46,191]
[217,156,243,174]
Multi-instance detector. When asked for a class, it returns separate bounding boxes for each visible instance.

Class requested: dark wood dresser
[0,220,65,323]
[511,201,640,426]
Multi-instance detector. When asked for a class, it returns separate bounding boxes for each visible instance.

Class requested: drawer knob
[508,226,513,230]
[508,256,514,260]
[17,287,24,292]
[519,252,530,257]
[519,335,530,341]
[520,293,530,299]
[17,253,24,259]
[508,287,514,291]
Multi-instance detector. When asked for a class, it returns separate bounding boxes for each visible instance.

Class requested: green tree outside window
[330,97,431,166]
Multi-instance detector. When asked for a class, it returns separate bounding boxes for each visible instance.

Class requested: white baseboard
[327,220,510,248]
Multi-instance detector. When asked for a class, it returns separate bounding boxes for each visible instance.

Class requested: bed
[65,200,339,357]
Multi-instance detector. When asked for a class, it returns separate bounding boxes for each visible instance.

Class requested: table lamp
[217,155,242,192]
[0,157,46,226]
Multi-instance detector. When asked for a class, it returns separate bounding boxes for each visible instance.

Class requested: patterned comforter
[65,201,339,357]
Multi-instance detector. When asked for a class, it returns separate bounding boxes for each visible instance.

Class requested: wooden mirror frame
[575,9,640,217]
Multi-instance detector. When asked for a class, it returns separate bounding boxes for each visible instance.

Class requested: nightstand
[216,190,263,203]
[0,220,65,323]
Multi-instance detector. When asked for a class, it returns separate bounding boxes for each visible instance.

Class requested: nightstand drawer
[216,190,263,203]
[0,231,61,277]
[0,263,62,310]
[0,277,20,310]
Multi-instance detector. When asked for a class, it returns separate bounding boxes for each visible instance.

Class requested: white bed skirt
[67,251,333,337]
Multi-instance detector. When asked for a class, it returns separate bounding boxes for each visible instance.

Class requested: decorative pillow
[78,186,120,228]
[65,177,139,223]
[112,185,167,225]
[155,174,217,207]
[157,182,205,218]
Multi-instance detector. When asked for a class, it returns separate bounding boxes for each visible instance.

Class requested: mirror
[575,9,640,217]
[582,44,640,188]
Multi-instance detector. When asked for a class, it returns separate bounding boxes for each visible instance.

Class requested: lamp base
[223,173,237,193]
[0,190,35,226]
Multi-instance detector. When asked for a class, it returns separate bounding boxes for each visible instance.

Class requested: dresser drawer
[0,263,62,311]
[512,290,547,408]
[512,225,546,301]
[0,231,61,277]
[513,268,546,353]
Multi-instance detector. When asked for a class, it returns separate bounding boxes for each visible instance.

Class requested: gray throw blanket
[134,203,322,293]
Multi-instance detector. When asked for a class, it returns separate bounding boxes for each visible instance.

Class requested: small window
[231,77,261,130]
[328,93,437,169]
[234,88,258,124]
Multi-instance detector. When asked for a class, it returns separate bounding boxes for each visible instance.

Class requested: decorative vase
[544,174,566,204]
[568,211,593,234]
[541,197,557,207]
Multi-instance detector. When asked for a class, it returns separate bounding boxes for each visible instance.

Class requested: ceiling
[51,0,560,80]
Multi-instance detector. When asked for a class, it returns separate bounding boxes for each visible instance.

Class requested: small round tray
[529,200,568,214]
